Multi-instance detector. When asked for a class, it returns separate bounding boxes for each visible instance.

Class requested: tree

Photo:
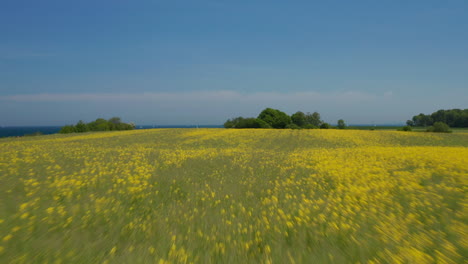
[431,110,446,124]
[337,119,346,129]
[108,117,121,130]
[411,109,468,128]
[305,112,322,127]
[108,117,122,124]
[238,118,271,128]
[427,122,451,133]
[291,111,307,127]
[88,118,110,131]
[59,117,135,134]
[224,117,271,128]
[406,120,414,126]
[257,108,291,129]
[59,125,76,134]
[75,120,89,133]
[224,117,245,128]
[412,113,433,127]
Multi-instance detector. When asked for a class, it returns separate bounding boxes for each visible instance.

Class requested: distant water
[0,126,62,138]
[0,125,223,138]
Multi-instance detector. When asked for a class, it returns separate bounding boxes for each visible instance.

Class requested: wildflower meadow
[0,129,467,263]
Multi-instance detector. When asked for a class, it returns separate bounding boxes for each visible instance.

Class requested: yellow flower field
[0,129,467,263]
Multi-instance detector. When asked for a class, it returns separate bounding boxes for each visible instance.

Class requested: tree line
[59,117,135,134]
[224,108,346,129]
[407,109,468,128]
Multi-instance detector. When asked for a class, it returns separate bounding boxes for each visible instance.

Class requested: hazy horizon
[1,1,467,126]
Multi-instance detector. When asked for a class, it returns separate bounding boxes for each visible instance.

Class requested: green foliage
[285,123,301,129]
[427,122,451,133]
[320,123,331,129]
[227,108,330,129]
[258,108,292,129]
[224,117,271,128]
[59,125,76,134]
[303,124,318,129]
[224,117,244,128]
[107,117,135,130]
[337,119,346,129]
[237,118,271,128]
[75,120,89,133]
[59,117,135,134]
[108,117,122,124]
[291,111,307,127]
[412,109,468,127]
[87,118,110,131]
[406,120,414,126]
[398,126,412,131]
[412,113,433,127]
[305,112,322,127]
[223,118,236,128]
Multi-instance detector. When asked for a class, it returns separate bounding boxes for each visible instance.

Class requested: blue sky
[1,0,467,126]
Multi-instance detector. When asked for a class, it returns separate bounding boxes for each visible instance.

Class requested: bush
[398,126,412,131]
[59,118,135,134]
[427,122,451,133]
[238,118,271,128]
[320,123,331,129]
[225,117,271,128]
[75,120,89,133]
[303,124,318,129]
[59,125,76,134]
[285,123,301,129]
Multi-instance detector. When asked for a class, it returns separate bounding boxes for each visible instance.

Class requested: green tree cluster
[258,108,292,128]
[224,108,340,129]
[223,117,271,129]
[59,117,135,134]
[410,109,468,127]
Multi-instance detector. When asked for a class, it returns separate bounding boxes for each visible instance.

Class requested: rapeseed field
[0,129,467,263]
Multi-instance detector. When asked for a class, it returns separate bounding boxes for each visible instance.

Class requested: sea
[0,125,223,138]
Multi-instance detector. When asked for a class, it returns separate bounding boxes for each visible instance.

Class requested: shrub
[239,118,271,128]
[286,123,301,129]
[303,124,318,129]
[59,125,76,134]
[427,122,451,133]
[320,123,331,129]
[398,126,412,131]
[225,117,271,128]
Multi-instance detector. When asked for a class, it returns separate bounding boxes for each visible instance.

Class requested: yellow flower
[109,246,117,255]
